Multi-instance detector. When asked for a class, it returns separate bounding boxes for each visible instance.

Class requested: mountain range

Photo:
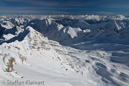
[0,15,129,86]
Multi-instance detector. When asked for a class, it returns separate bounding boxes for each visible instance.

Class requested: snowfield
[0,15,129,86]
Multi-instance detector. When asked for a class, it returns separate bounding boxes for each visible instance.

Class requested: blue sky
[0,0,129,15]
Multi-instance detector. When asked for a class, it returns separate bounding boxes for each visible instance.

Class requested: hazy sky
[0,0,129,15]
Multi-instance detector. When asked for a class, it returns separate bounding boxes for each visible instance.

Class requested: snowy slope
[29,18,82,43]
[69,19,90,30]
[0,15,129,86]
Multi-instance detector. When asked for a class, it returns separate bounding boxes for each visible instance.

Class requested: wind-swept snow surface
[0,15,129,86]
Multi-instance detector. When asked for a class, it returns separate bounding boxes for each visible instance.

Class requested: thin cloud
[3,0,59,6]
[3,0,32,2]
[101,1,129,9]
[1,0,129,15]
[51,11,70,14]
[107,4,129,9]
[27,0,59,6]
[3,0,93,7]
[0,7,70,15]
[96,12,116,15]
[0,10,40,14]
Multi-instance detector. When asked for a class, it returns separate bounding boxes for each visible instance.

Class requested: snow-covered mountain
[0,15,129,86]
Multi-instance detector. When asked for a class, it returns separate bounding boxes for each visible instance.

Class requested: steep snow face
[3,34,15,40]
[14,18,25,25]
[29,18,82,43]
[29,18,53,33]
[0,25,99,86]
[10,17,29,26]
[1,21,14,29]
[64,26,81,38]
[69,19,90,30]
